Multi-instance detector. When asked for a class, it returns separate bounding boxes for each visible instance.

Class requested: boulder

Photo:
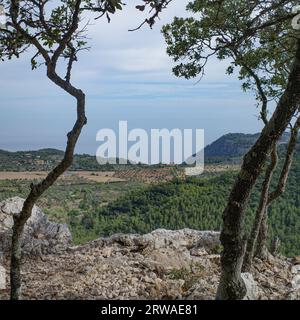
[241,273,259,300]
[291,265,300,274]
[291,275,300,290]
[0,197,72,255]
[104,229,220,252]
[0,265,5,290]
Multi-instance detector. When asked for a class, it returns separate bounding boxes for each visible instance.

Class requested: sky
[0,1,265,155]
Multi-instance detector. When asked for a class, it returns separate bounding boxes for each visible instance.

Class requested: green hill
[1,132,296,170]
[0,149,131,171]
[204,132,292,164]
[68,154,300,257]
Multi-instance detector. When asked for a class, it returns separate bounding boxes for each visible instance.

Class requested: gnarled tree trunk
[216,40,300,300]
[242,144,278,272]
[10,65,87,300]
[255,209,269,259]
[256,117,300,259]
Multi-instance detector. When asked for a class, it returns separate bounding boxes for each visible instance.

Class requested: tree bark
[10,65,87,300]
[242,144,278,272]
[216,40,300,300]
[255,209,269,259]
[255,117,300,258]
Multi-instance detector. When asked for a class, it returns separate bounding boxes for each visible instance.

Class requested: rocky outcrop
[0,199,299,300]
[0,197,72,255]
[90,229,220,252]
[0,224,299,300]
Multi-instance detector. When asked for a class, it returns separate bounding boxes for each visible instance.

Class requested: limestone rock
[0,197,72,255]
[193,232,221,253]
[291,265,300,274]
[0,265,6,290]
[190,247,208,257]
[291,275,300,290]
[241,273,259,300]
[0,213,297,300]
[105,229,220,252]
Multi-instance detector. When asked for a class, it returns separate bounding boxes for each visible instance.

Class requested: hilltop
[204,132,293,164]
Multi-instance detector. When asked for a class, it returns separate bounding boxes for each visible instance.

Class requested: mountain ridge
[0,132,298,170]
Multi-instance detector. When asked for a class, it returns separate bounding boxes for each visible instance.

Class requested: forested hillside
[204,132,292,163]
[68,155,300,257]
[1,135,299,257]
[0,149,132,171]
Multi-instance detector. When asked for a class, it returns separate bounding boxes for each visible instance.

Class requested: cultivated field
[0,171,125,183]
[0,164,239,184]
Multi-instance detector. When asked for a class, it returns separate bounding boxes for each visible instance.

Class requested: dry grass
[0,165,237,184]
[0,171,125,183]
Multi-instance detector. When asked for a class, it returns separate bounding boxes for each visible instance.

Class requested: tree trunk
[255,117,300,259]
[242,144,277,272]
[216,40,300,300]
[10,66,87,300]
[255,210,269,259]
[270,237,281,256]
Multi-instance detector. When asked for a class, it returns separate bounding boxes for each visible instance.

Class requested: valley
[0,133,299,256]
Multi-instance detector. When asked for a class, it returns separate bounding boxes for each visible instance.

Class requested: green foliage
[1,153,299,257]
[0,0,170,65]
[205,133,261,161]
[204,132,295,164]
[169,267,190,280]
[0,149,135,171]
[0,148,190,171]
[162,0,300,106]
[169,263,205,291]
[66,155,300,257]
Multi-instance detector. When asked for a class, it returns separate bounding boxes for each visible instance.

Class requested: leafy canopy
[0,0,173,75]
[162,0,300,117]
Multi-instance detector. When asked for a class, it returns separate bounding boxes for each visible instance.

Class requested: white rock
[0,197,72,255]
[291,265,300,274]
[102,247,112,258]
[241,273,259,300]
[190,247,208,256]
[291,275,300,290]
[144,276,155,284]
[0,265,6,290]
[106,229,220,252]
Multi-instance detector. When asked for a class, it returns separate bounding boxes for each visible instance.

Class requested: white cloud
[0,1,261,153]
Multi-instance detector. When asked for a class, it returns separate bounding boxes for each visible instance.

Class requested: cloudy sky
[0,1,265,155]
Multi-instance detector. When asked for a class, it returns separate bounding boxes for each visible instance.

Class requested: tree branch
[268,116,300,204]
[51,0,82,65]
